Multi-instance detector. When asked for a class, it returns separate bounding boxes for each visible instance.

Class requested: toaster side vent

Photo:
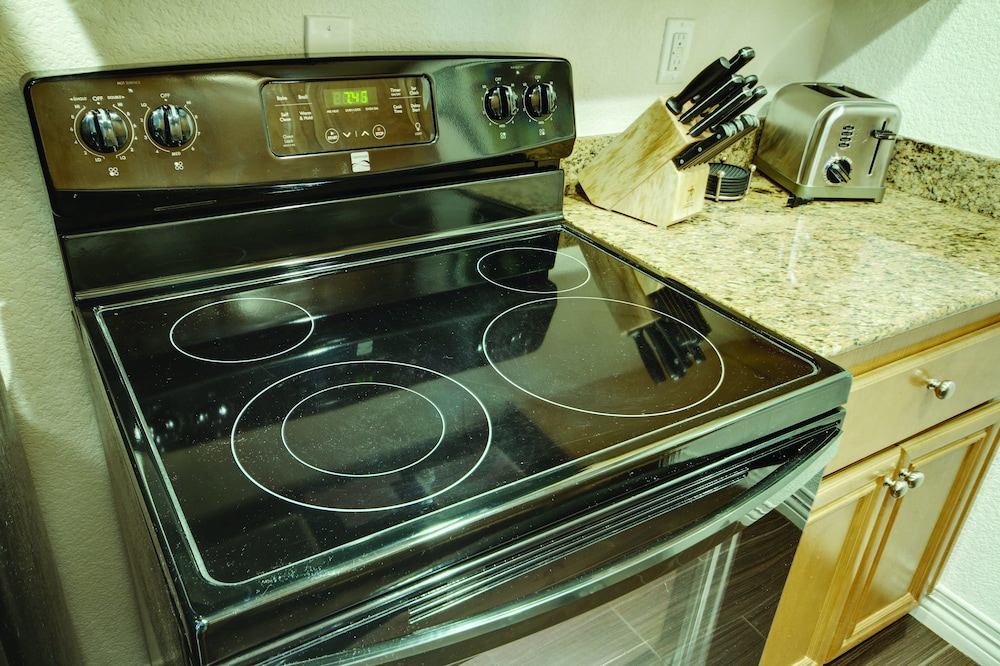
[838,125,855,150]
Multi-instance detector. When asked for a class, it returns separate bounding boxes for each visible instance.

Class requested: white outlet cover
[657,18,695,84]
[304,15,352,56]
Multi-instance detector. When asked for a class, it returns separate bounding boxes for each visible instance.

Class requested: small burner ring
[169,297,314,364]
[281,382,446,478]
[477,247,591,294]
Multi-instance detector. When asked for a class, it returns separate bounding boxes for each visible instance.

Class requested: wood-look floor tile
[827,615,977,666]
[603,643,664,666]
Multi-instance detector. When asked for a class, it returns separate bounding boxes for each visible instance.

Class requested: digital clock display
[325,87,378,107]
[262,75,434,157]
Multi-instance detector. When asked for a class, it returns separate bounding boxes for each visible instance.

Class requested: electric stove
[23,55,850,665]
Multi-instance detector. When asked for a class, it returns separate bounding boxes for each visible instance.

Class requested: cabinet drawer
[828,322,1000,473]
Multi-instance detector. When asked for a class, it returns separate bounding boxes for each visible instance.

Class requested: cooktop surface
[95,227,819,584]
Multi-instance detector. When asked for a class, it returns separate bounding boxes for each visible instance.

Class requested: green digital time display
[325,87,378,108]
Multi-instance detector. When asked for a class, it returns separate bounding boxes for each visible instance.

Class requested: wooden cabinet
[760,323,1000,666]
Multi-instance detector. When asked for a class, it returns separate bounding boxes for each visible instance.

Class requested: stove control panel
[23,56,575,198]
[261,75,435,157]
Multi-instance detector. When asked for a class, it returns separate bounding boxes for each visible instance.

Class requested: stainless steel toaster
[754,83,901,203]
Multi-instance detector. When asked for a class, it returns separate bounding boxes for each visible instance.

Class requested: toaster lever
[871,129,898,141]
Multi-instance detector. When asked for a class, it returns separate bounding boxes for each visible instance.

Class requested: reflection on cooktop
[483,296,724,417]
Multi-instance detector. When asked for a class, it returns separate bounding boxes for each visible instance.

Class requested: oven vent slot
[405,462,749,625]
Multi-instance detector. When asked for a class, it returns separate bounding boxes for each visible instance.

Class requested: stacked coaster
[706,163,754,201]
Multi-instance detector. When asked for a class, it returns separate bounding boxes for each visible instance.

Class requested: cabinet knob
[900,469,925,489]
[926,378,956,400]
[884,477,909,499]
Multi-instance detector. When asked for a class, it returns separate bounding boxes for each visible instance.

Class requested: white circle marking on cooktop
[231,361,492,513]
[169,297,315,364]
[280,382,446,478]
[482,296,725,418]
[476,247,591,293]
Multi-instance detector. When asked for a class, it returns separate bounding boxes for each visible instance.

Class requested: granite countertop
[562,173,1000,361]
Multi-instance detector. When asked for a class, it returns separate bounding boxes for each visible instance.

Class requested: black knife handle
[689,89,750,136]
[666,57,728,115]
[727,47,756,72]
[707,85,767,133]
[678,74,744,123]
[684,116,759,168]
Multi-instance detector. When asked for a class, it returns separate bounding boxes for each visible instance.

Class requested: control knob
[524,83,556,119]
[78,108,130,154]
[484,85,517,123]
[825,158,852,184]
[147,104,196,148]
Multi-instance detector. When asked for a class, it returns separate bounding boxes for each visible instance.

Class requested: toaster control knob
[825,158,852,184]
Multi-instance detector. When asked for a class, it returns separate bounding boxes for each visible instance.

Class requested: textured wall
[822,0,1000,157]
[821,0,1000,627]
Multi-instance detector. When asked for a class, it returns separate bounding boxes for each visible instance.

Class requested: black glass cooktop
[95,228,819,584]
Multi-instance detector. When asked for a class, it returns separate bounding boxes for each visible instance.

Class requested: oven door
[234,413,841,666]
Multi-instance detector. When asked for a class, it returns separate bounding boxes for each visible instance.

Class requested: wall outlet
[657,18,695,84]
[304,15,352,56]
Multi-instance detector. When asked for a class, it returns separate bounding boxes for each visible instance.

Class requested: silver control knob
[484,85,517,123]
[78,108,130,154]
[926,378,956,400]
[147,104,195,148]
[524,83,556,119]
[825,158,852,184]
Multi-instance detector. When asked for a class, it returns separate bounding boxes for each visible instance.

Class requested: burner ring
[169,297,314,364]
[477,247,591,294]
[281,382,446,478]
[232,361,491,512]
[483,296,725,418]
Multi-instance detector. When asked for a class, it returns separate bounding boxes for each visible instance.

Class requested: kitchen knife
[682,115,760,168]
[727,47,756,73]
[689,85,767,136]
[679,74,745,124]
[673,122,737,169]
[666,46,757,115]
[666,57,730,115]
[679,74,759,125]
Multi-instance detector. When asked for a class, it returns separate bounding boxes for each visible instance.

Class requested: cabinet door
[759,447,900,666]
[826,400,1000,660]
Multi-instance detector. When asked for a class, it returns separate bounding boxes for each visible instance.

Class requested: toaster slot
[804,83,875,99]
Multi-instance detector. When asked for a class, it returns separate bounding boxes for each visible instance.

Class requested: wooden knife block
[579,98,710,227]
